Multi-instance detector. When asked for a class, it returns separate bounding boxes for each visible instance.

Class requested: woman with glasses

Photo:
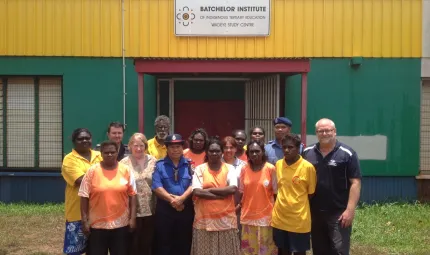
[61,128,102,255]
[183,128,209,168]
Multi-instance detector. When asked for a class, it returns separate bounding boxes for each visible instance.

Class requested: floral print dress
[120,154,157,217]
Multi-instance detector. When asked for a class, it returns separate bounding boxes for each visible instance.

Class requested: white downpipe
[121,0,127,127]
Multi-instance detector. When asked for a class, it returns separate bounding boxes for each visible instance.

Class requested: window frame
[0,75,63,172]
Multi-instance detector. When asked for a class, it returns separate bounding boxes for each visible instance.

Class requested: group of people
[61,115,362,255]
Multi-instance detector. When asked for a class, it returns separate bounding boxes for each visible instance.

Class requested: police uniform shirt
[302,140,362,212]
[151,156,193,214]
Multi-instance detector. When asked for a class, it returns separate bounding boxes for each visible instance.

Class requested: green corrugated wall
[285,58,421,176]
[0,57,421,177]
[0,57,157,154]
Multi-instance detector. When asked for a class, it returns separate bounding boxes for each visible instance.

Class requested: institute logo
[292,176,301,185]
[176,6,195,26]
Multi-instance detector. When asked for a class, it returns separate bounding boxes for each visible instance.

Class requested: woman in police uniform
[151,134,194,255]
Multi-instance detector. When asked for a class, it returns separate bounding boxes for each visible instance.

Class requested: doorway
[158,79,246,139]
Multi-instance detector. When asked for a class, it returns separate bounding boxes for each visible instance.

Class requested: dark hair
[281,133,302,148]
[222,136,237,149]
[188,128,209,150]
[204,136,223,162]
[245,140,267,165]
[71,128,92,143]
[249,126,266,137]
[107,122,125,133]
[100,140,119,152]
[232,129,247,139]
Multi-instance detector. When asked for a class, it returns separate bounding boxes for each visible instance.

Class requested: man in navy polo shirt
[302,118,361,255]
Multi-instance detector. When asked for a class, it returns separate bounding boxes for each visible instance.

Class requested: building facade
[0,0,426,203]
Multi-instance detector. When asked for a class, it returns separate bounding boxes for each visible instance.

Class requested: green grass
[0,202,429,254]
[352,202,430,255]
[0,202,63,216]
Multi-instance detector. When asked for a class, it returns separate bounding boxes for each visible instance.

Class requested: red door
[175,100,245,140]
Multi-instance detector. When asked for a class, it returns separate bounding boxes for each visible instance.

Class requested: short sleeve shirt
[78,163,137,229]
[265,140,284,165]
[147,137,167,160]
[271,156,316,233]
[61,149,102,222]
[183,148,206,168]
[302,141,362,211]
[151,156,193,214]
[239,162,277,226]
[192,163,238,231]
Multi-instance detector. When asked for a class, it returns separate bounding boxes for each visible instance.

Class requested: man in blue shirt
[265,117,303,165]
[302,118,362,255]
[152,134,194,255]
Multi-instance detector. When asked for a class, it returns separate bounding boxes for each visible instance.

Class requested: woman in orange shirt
[191,137,240,255]
[183,128,209,168]
[233,129,248,161]
[79,140,137,255]
[239,140,278,255]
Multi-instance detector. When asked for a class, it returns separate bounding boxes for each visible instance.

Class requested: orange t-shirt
[183,148,206,167]
[78,163,137,229]
[237,151,248,162]
[239,162,277,226]
[192,163,238,231]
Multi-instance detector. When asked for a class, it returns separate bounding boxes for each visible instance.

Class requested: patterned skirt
[191,228,241,255]
[241,225,278,255]
[63,221,87,255]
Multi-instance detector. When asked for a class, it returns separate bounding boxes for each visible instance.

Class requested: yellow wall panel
[411,0,422,57]
[381,0,392,57]
[313,0,324,57]
[0,0,422,58]
[352,0,363,57]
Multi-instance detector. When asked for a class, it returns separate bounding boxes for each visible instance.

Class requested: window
[0,77,62,170]
[421,79,430,176]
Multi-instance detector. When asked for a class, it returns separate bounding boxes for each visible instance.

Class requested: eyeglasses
[316,129,334,134]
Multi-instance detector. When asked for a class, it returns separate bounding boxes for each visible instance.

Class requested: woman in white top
[120,133,157,255]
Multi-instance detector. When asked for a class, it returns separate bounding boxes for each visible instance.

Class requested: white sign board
[174,0,270,36]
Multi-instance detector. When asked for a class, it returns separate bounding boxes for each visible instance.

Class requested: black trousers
[128,216,154,255]
[154,208,194,255]
[88,226,129,255]
[311,210,352,255]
